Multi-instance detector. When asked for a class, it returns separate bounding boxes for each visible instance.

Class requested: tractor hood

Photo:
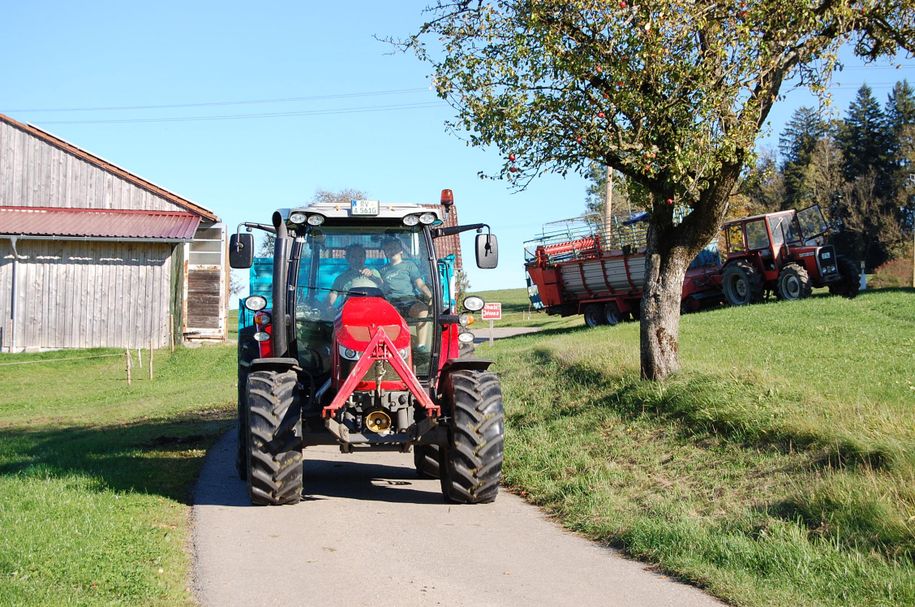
[335,296,411,350]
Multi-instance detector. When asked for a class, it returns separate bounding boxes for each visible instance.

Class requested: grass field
[479,288,914,607]
[0,345,236,606]
[1,292,911,606]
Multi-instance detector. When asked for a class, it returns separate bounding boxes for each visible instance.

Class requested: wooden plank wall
[0,240,12,350]
[1,239,173,351]
[0,121,180,212]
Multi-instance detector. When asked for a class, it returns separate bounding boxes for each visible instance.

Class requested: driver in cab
[327,244,382,307]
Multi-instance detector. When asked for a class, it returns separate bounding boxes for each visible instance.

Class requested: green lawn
[1,290,911,606]
[486,288,914,607]
[0,345,236,606]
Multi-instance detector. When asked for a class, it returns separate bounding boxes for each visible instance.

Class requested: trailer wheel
[245,369,303,506]
[235,325,258,481]
[583,304,604,328]
[722,261,764,306]
[776,263,811,301]
[440,370,504,504]
[828,256,861,298]
[604,302,621,326]
[413,444,441,479]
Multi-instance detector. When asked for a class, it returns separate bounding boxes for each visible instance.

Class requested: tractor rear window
[745,220,770,250]
[726,224,745,252]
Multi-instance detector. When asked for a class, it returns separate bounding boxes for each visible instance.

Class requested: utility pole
[603,166,613,249]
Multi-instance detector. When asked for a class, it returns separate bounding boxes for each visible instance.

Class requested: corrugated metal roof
[0,206,201,241]
[0,113,218,221]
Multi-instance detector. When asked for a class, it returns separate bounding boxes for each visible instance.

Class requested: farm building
[0,113,227,352]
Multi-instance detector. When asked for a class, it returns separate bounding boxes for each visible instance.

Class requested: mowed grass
[488,288,914,607]
[468,287,580,329]
[0,345,237,606]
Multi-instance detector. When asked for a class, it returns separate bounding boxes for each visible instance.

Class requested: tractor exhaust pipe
[271,211,290,357]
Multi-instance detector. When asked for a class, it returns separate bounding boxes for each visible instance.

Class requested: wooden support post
[169,313,175,352]
[125,349,132,386]
[149,340,154,381]
[137,347,142,368]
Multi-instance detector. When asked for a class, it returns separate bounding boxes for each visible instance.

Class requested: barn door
[183,223,227,341]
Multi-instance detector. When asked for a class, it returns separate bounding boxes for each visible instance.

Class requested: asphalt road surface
[192,431,723,607]
[471,326,542,343]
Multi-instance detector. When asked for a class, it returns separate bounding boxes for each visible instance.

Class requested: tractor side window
[745,220,770,250]
[726,225,745,253]
[769,217,785,249]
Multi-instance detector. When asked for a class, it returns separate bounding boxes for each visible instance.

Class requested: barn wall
[1,239,174,351]
[0,240,12,350]
[0,120,182,213]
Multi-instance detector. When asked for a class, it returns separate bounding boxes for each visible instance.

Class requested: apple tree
[405,0,914,379]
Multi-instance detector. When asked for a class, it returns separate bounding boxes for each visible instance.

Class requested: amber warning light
[440,189,454,212]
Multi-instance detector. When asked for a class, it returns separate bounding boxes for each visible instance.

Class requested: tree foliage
[780,106,830,206]
[406,0,915,379]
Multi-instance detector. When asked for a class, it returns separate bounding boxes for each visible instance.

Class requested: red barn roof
[0,206,201,241]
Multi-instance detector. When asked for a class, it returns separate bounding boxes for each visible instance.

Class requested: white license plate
[351,199,379,216]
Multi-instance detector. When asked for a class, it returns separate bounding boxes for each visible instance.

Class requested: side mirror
[475,233,498,269]
[229,233,254,269]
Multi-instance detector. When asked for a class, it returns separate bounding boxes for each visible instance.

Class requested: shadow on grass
[0,413,234,503]
[520,348,901,472]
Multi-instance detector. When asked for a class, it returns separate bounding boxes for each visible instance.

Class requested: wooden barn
[0,113,227,352]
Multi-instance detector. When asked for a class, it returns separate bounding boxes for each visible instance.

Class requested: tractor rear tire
[829,256,861,298]
[440,370,504,504]
[245,369,303,506]
[235,325,258,481]
[722,261,764,306]
[604,302,621,326]
[413,444,441,479]
[583,303,604,328]
[776,263,811,301]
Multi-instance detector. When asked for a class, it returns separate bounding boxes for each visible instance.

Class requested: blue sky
[1,1,911,294]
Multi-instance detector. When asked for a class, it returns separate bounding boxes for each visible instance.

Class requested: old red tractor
[229,191,503,505]
[717,204,860,305]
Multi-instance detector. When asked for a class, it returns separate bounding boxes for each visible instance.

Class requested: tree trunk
[640,235,691,380]
[638,163,742,381]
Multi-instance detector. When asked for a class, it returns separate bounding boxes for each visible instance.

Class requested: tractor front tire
[413,444,441,479]
[245,369,303,506]
[828,256,861,298]
[722,261,764,306]
[776,263,811,301]
[583,303,604,328]
[440,370,504,504]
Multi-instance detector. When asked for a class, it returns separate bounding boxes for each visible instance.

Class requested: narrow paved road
[192,431,723,607]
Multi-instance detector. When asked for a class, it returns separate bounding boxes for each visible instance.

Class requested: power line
[1,87,430,113]
[32,101,444,125]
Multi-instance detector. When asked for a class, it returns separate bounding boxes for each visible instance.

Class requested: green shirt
[380,260,422,301]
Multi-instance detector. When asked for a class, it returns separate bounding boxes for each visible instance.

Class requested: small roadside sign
[481,302,501,347]
[481,302,502,320]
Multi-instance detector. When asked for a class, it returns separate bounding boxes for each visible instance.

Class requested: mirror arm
[432,223,490,238]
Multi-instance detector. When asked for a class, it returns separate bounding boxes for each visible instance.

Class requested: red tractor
[717,204,860,305]
[229,191,503,505]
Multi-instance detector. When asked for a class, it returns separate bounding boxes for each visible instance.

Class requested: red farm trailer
[524,214,722,328]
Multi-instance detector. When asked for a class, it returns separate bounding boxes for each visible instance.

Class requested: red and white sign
[481,302,502,321]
